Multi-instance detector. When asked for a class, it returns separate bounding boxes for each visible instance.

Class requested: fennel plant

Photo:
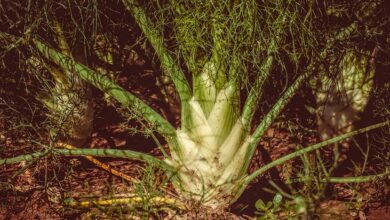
[3,0,386,210]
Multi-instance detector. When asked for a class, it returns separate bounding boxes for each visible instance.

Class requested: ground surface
[1,116,389,219]
[1,62,389,220]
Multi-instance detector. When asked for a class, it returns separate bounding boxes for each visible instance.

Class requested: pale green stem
[0,151,49,166]
[325,172,390,183]
[285,171,390,184]
[240,121,389,193]
[241,67,314,175]
[55,148,167,167]
[122,0,193,131]
[170,0,199,75]
[230,121,390,203]
[241,11,285,128]
[209,19,228,91]
[11,157,40,179]
[241,54,274,127]
[33,39,176,139]
[122,0,191,103]
[1,148,170,169]
[241,17,363,176]
[192,17,231,118]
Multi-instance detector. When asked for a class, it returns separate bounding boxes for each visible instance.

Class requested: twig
[64,195,185,210]
[56,142,139,183]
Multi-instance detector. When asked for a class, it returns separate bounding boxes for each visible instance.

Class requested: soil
[1,117,389,219]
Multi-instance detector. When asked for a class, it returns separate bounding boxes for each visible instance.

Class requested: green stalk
[55,148,168,168]
[0,151,49,166]
[239,121,389,194]
[229,121,388,203]
[122,0,193,131]
[1,148,170,169]
[241,17,363,176]
[190,17,230,127]
[324,172,390,183]
[122,0,191,102]
[287,171,390,184]
[207,83,238,145]
[241,68,314,175]
[209,19,228,91]
[33,39,176,139]
[170,0,200,76]
[241,5,286,128]
[241,54,274,127]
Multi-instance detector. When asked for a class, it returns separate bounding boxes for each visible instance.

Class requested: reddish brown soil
[1,74,388,220]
